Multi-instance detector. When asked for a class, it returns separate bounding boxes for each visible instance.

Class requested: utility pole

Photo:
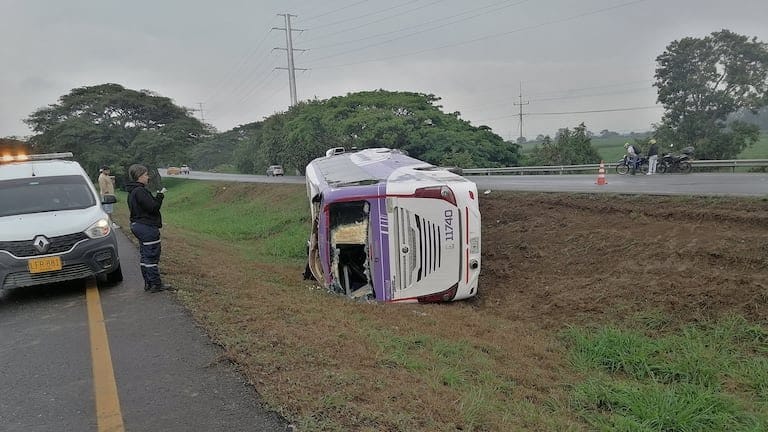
[190,102,205,123]
[197,102,205,123]
[513,81,529,141]
[273,14,307,106]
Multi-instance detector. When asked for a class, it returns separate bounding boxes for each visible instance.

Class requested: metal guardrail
[462,159,768,175]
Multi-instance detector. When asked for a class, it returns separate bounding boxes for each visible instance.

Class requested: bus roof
[308,148,467,190]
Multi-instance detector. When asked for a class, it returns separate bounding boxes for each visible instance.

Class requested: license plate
[27,256,63,273]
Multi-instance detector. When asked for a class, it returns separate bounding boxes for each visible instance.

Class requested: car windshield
[0,175,96,217]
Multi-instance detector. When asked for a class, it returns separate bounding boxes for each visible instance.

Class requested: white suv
[0,152,122,289]
[266,165,284,176]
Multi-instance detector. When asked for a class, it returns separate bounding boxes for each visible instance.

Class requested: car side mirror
[102,194,117,204]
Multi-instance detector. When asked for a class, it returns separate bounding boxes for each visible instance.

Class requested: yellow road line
[86,278,125,432]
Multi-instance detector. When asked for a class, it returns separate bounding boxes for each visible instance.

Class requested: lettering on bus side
[444,209,454,242]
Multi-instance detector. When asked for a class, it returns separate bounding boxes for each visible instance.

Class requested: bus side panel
[318,202,333,287]
[370,183,391,301]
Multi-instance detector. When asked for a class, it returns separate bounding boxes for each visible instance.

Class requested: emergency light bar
[0,152,74,163]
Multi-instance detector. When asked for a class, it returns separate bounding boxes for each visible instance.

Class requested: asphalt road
[467,172,768,197]
[164,169,768,197]
[0,229,288,432]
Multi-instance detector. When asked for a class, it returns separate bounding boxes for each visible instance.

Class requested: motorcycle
[657,146,694,174]
[615,155,649,175]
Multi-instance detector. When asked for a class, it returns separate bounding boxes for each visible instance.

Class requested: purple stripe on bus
[373,182,390,301]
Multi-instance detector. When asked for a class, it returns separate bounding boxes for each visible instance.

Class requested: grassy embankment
[114,178,768,431]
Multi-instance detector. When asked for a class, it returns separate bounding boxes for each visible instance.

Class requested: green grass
[367,328,518,430]
[563,315,768,431]
[156,177,308,262]
[737,133,768,159]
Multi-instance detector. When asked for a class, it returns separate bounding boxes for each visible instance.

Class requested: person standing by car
[646,139,659,175]
[125,164,171,293]
[98,165,119,228]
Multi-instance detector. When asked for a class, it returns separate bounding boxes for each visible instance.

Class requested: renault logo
[33,235,50,254]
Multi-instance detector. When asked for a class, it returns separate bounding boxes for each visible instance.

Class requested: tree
[527,123,601,166]
[654,30,768,159]
[25,83,205,188]
[231,90,521,172]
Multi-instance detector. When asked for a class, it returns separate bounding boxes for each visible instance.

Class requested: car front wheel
[106,264,124,283]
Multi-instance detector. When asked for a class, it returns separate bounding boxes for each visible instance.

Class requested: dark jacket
[648,144,659,157]
[125,181,164,227]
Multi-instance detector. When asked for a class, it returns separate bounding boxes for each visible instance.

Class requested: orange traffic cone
[596,160,607,185]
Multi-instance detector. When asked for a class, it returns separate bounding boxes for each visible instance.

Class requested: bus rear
[384,168,481,303]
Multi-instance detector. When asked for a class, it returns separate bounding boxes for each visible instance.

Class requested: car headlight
[85,218,111,239]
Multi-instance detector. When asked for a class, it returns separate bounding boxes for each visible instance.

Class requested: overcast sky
[2,0,767,141]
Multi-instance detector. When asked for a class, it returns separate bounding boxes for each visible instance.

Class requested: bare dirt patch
[478,193,768,330]
[157,185,768,431]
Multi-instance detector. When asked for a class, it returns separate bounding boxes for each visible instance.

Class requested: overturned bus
[304,147,481,303]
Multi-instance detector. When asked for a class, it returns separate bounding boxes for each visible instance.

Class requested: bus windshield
[328,200,373,299]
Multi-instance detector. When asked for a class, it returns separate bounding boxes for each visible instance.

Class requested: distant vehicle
[0,152,123,289]
[266,165,284,176]
[325,147,346,157]
[304,147,481,303]
[167,166,181,175]
[180,164,190,174]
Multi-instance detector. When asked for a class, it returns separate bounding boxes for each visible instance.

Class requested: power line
[203,19,281,105]
[525,79,653,98]
[311,0,650,69]
[528,86,653,102]
[305,0,424,33]
[237,69,282,105]
[306,0,448,42]
[527,105,662,116]
[458,80,655,114]
[302,0,375,22]
[479,105,662,122]
[308,0,528,64]
[308,0,527,51]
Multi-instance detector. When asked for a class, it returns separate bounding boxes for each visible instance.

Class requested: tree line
[16,29,768,182]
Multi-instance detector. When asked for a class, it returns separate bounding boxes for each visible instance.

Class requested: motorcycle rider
[646,139,659,175]
[624,142,641,175]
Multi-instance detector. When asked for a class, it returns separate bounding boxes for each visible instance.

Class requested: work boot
[148,283,173,293]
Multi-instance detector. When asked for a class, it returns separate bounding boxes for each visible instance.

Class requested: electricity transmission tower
[273,14,307,106]
[191,102,205,123]
[513,82,529,141]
